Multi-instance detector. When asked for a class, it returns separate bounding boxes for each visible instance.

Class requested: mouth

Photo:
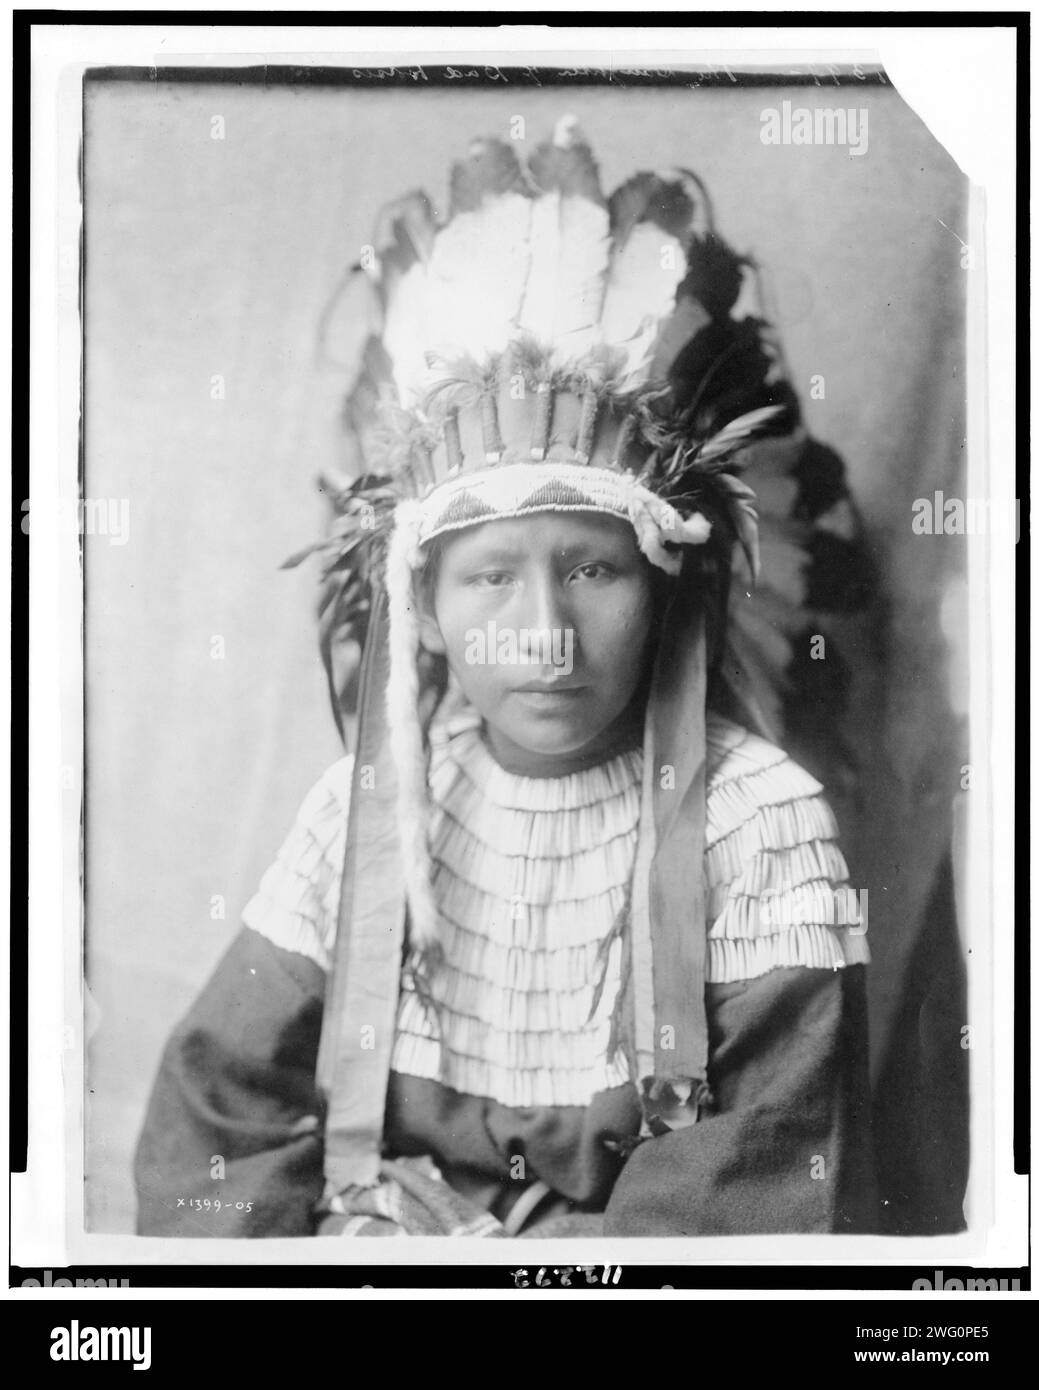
[511,682,587,710]
[513,678,586,695]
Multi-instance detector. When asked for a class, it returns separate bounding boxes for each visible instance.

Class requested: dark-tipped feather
[449,137,528,214]
[373,191,438,275]
[528,126,604,204]
[608,171,699,246]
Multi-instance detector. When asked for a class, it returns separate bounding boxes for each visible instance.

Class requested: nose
[514,575,575,664]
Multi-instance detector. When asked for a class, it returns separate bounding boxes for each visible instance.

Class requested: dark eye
[570,562,615,582]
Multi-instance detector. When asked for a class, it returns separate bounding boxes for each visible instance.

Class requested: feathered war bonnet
[297,118,864,1190]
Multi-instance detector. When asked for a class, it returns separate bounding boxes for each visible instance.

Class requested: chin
[505,714,617,759]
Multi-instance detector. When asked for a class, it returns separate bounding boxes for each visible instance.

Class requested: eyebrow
[456,544,530,565]
[454,535,631,567]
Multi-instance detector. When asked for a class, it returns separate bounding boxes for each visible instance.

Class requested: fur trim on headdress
[618,475,713,575]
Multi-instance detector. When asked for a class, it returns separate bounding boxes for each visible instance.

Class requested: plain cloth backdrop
[82,75,969,1232]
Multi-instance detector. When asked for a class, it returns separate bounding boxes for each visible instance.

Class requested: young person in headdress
[135,121,876,1238]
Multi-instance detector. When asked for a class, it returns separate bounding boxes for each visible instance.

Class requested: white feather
[381,259,431,408]
[600,223,688,388]
[423,193,533,369]
[517,191,611,366]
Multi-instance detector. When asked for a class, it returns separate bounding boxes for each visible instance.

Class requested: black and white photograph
[15,18,1025,1306]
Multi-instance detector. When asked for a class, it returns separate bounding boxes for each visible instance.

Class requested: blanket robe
[134,716,877,1237]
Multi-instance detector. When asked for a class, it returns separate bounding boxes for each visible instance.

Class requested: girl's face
[418,511,657,777]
